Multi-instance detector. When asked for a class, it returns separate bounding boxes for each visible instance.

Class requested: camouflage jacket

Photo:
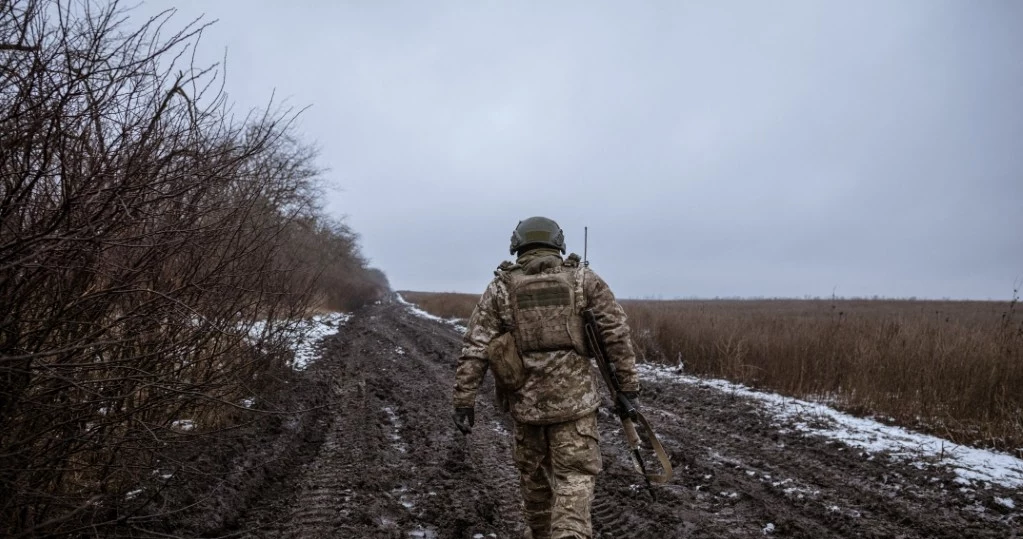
[453,249,639,425]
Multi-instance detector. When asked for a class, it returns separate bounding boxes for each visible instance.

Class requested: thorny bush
[0,1,387,535]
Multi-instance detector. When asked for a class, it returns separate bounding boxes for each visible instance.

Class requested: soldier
[452,216,640,539]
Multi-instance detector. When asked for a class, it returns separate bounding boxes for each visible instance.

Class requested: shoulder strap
[496,260,517,272]
[571,264,588,311]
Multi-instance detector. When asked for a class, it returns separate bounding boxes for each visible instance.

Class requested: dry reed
[399,291,478,321]
[406,291,1023,455]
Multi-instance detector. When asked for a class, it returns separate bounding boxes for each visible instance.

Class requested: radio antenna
[583,226,589,267]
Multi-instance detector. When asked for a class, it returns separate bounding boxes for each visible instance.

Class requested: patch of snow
[245,312,351,370]
[383,406,408,454]
[707,450,744,468]
[994,496,1015,509]
[781,485,819,500]
[637,363,1023,489]
[396,294,468,333]
[395,346,406,356]
[125,488,143,500]
[292,313,352,369]
[240,397,255,408]
[762,522,775,535]
[392,486,415,509]
[170,419,194,432]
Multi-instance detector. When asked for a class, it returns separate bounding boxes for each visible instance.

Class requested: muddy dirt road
[218,300,1020,538]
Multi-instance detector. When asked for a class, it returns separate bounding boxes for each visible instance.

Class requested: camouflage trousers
[513,413,602,539]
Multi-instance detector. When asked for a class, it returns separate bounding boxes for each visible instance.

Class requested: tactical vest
[498,257,588,356]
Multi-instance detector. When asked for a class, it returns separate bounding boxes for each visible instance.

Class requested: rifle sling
[632,409,673,484]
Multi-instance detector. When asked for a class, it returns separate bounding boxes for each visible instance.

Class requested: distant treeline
[1,1,387,535]
[402,291,1023,456]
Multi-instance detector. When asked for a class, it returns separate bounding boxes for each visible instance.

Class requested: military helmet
[509,216,566,255]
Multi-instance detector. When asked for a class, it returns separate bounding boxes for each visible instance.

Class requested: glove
[453,407,475,435]
[618,391,640,418]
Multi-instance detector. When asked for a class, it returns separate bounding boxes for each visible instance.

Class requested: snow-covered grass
[247,312,352,370]
[638,363,1023,490]
[170,419,195,432]
[291,313,351,369]
[396,293,467,333]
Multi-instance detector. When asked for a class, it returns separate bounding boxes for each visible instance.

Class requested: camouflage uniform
[454,248,639,539]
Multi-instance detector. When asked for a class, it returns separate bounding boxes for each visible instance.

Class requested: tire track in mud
[229,301,525,538]
[387,310,524,536]
[223,300,1020,539]
[625,377,1021,538]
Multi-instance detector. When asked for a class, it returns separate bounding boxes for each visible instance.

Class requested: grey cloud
[139,0,1022,299]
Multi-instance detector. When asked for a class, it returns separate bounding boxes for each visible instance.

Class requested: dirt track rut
[222,300,1020,538]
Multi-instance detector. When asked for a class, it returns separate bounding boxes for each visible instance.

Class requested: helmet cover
[509,216,566,255]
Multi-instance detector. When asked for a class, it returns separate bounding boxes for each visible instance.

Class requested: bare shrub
[0,1,386,535]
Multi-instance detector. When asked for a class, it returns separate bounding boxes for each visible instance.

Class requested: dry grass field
[400,290,1023,455]
[399,291,480,320]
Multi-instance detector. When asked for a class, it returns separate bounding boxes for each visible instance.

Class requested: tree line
[1,1,388,534]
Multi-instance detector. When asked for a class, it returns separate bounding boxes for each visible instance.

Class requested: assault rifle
[581,227,672,498]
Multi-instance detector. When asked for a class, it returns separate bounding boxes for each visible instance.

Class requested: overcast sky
[139,1,1021,300]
